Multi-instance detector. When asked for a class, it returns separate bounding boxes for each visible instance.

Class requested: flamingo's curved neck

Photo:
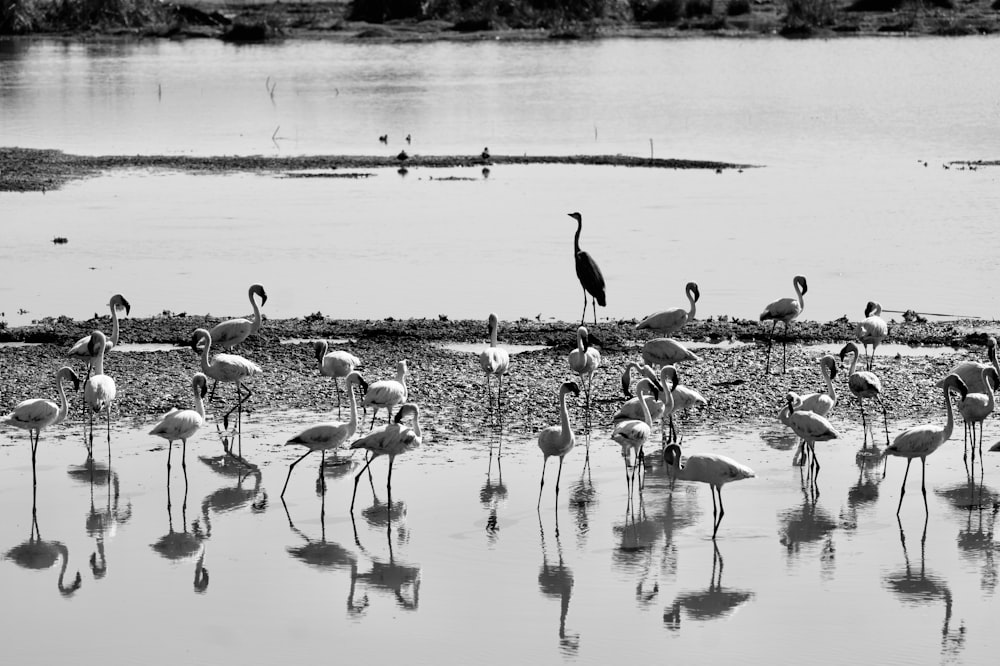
[193,383,206,419]
[846,350,859,377]
[490,320,499,347]
[942,383,956,442]
[795,279,806,310]
[989,344,999,376]
[109,303,121,349]
[346,380,359,436]
[411,412,422,439]
[558,388,573,440]
[824,363,838,407]
[55,373,71,423]
[56,544,76,595]
[577,330,585,353]
[637,386,652,428]
[199,336,213,375]
[984,369,995,413]
[687,287,697,320]
[92,344,105,377]
[249,289,263,335]
[395,367,408,398]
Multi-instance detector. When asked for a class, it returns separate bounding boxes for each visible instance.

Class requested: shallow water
[2,409,998,664]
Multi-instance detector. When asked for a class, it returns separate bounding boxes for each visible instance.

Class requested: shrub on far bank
[48,0,172,30]
[726,0,751,15]
[631,0,685,22]
[1,0,43,33]
[685,0,713,18]
[783,0,836,32]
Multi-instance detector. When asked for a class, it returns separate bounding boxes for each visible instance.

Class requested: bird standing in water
[314,340,361,418]
[537,381,581,508]
[855,300,888,371]
[149,373,209,472]
[83,330,117,462]
[567,212,605,326]
[760,274,807,375]
[662,442,755,540]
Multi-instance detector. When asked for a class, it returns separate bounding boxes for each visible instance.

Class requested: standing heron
[855,301,888,371]
[537,381,581,508]
[636,282,700,335]
[149,373,209,472]
[68,294,130,379]
[885,374,966,515]
[760,274,808,375]
[840,341,890,448]
[567,212,605,326]
[662,442,755,540]
[83,330,117,462]
[479,313,511,416]
[2,366,81,486]
[314,340,361,418]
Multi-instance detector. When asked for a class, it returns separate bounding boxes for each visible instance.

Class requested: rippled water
[1,407,998,664]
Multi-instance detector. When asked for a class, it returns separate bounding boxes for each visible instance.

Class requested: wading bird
[840,341,890,448]
[942,336,998,395]
[68,294,130,378]
[660,366,707,444]
[615,363,666,426]
[479,313,511,415]
[957,366,998,467]
[786,355,838,465]
[190,328,262,458]
[855,300,888,371]
[2,366,80,485]
[83,330,117,462]
[636,282,700,335]
[611,378,655,495]
[567,212,605,326]
[210,283,267,351]
[349,403,422,510]
[568,326,600,417]
[362,360,408,429]
[760,274,807,374]
[662,442,755,540]
[537,381,581,508]
[314,340,361,418]
[779,391,839,479]
[282,371,365,498]
[149,373,208,472]
[885,374,966,515]
[640,338,700,369]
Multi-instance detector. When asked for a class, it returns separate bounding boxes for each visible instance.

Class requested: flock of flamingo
[3,213,998,540]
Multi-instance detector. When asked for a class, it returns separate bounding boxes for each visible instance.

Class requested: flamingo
[941,336,998,395]
[611,378,655,495]
[641,338,700,369]
[568,326,600,417]
[660,366,707,444]
[479,313,511,415]
[855,300,888,371]
[190,328,262,459]
[281,371,365,498]
[760,274,808,374]
[778,391,839,479]
[884,374,967,515]
[314,340,361,418]
[68,294,130,377]
[786,355,838,465]
[567,212,605,326]
[636,282,700,335]
[614,362,666,425]
[361,360,408,429]
[536,381,581,508]
[840,341,890,448]
[83,330,117,462]
[209,283,267,351]
[2,366,81,485]
[957,366,998,467]
[661,442,755,539]
[349,403,422,511]
[149,373,209,471]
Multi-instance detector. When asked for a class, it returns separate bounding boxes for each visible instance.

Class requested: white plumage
[759,274,807,374]
[636,282,700,335]
[149,373,208,470]
[536,381,580,508]
[840,341,890,447]
[314,340,361,417]
[281,371,364,497]
[855,300,888,371]
[68,294,130,372]
[479,312,511,413]
[641,338,700,369]
[956,366,998,465]
[2,366,81,481]
[209,283,267,350]
[611,378,655,494]
[662,442,755,539]
[785,355,838,465]
[362,360,408,429]
[660,365,707,444]
[885,374,966,515]
[778,391,839,476]
[83,330,117,460]
[940,336,998,395]
[614,362,666,424]
[568,326,600,412]
[349,403,422,510]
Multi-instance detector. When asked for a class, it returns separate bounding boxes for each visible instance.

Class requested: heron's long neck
[942,385,956,441]
[193,386,206,419]
[687,288,697,319]
[559,390,572,439]
[109,305,121,348]
[249,290,263,335]
[573,219,582,255]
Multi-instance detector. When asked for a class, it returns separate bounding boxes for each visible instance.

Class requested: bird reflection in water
[348,499,421,614]
[663,544,753,631]
[83,465,132,579]
[150,471,209,593]
[778,484,838,564]
[613,500,663,607]
[282,496,358,573]
[884,519,966,662]
[481,443,508,544]
[938,475,999,594]
[537,512,579,656]
[198,461,266,538]
[4,490,82,597]
[840,451,882,531]
[567,432,597,545]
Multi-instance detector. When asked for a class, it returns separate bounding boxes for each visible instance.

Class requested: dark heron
[567,212,606,326]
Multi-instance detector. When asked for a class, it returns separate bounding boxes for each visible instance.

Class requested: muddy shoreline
[2,314,997,440]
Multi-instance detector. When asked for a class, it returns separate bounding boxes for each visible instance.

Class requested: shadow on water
[348,499,420,614]
[663,544,754,631]
[282,496,357,572]
[4,488,82,597]
[538,511,579,657]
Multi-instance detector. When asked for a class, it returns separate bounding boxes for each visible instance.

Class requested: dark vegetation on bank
[2,0,1000,39]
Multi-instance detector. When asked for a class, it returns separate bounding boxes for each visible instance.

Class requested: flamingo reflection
[150,472,209,593]
[663,544,753,630]
[567,439,597,545]
[481,446,508,543]
[84,467,132,579]
[778,486,837,558]
[349,500,421,613]
[537,512,579,655]
[199,464,265,538]
[282,497,357,572]
[4,494,82,597]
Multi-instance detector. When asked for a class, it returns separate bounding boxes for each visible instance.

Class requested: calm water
[3,38,1000,326]
[1,406,998,665]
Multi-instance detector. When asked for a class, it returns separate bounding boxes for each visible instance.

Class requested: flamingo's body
[636,282,700,335]
[209,283,267,350]
[611,378,655,494]
[855,301,888,370]
[760,274,807,374]
[778,391,839,477]
[568,212,605,325]
[362,360,408,429]
[68,294,130,374]
[641,338,700,369]
[536,381,581,507]
[191,328,262,457]
[569,326,600,414]
[83,330,117,460]
[885,374,967,515]
[840,341,890,447]
[314,340,361,417]
[942,336,998,395]
[662,442,755,539]
[149,373,208,470]
[479,313,511,414]
[349,403,422,510]
[659,366,707,444]
[282,371,364,497]
[956,366,998,466]
[2,366,80,483]
[785,355,838,465]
